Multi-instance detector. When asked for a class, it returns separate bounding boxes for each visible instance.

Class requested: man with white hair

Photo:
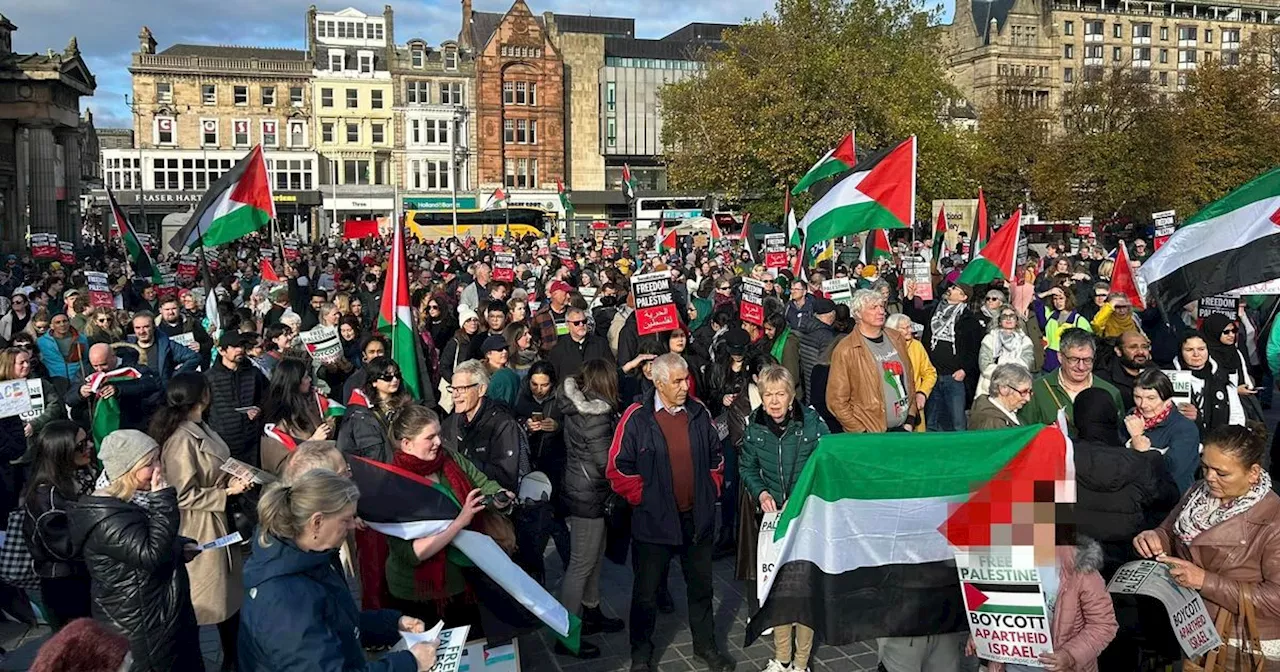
[828,289,918,433]
[460,262,492,311]
[608,353,734,672]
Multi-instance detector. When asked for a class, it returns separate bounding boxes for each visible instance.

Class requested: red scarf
[1138,401,1173,431]
[390,450,475,602]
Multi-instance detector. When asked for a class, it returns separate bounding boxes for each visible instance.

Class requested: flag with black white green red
[958,209,1022,285]
[621,163,637,201]
[932,205,951,262]
[861,229,892,265]
[108,187,162,285]
[484,187,508,210]
[377,220,423,399]
[971,188,989,261]
[962,580,1046,616]
[169,145,275,252]
[1138,166,1280,313]
[746,423,1069,645]
[315,391,345,418]
[88,367,143,449]
[557,179,575,220]
[792,131,856,195]
[799,137,916,247]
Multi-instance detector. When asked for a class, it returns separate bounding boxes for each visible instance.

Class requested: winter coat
[37,329,89,386]
[442,398,529,492]
[548,333,612,382]
[21,377,66,438]
[986,540,1118,672]
[1018,373,1123,437]
[439,334,469,384]
[557,377,617,519]
[1075,440,1180,576]
[66,366,162,434]
[126,331,201,384]
[607,394,724,546]
[827,329,917,433]
[794,318,836,400]
[336,402,397,464]
[68,488,204,672]
[512,385,565,485]
[23,483,88,579]
[1172,358,1235,436]
[1094,359,1143,413]
[239,532,414,672]
[976,330,1036,396]
[739,402,827,505]
[204,360,268,466]
[160,420,243,625]
[968,395,1021,430]
[1121,407,1202,494]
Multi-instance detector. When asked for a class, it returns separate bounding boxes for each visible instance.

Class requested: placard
[1152,210,1176,251]
[902,255,933,301]
[1076,216,1094,237]
[740,277,765,325]
[0,379,33,419]
[1163,369,1194,407]
[299,325,342,364]
[18,379,45,423]
[756,512,782,602]
[492,253,515,283]
[457,637,518,672]
[1107,559,1221,659]
[136,232,154,256]
[31,233,58,260]
[957,552,1053,667]
[630,271,679,336]
[259,247,274,260]
[763,233,787,269]
[177,254,199,281]
[1196,294,1238,322]
[283,239,300,262]
[822,278,853,307]
[491,237,506,253]
[58,241,75,265]
[85,271,113,308]
[158,273,179,301]
[535,238,549,256]
[1231,278,1280,295]
[169,332,197,351]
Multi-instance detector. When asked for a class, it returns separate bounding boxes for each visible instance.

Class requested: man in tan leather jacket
[827,289,919,433]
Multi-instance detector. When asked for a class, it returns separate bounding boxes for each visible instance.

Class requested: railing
[133,53,313,74]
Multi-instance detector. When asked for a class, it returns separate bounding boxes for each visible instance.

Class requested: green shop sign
[403,196,478,211]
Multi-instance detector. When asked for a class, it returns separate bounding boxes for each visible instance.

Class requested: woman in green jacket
[738,364,828,672]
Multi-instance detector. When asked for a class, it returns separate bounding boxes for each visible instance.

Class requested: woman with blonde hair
[23,308,50,340]
[81,308,123,347]
[239,469,439,671]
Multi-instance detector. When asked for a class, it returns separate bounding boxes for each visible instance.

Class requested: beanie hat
[458,303,479,325]
[100,430,159,483]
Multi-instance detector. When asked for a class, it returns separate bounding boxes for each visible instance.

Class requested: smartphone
[531,412,544,422]
[234,406,257,414]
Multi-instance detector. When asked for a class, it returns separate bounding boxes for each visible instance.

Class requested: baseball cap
[482,334,508,353]
[63,289,80,299]
[549,280,573,295]
[811,297,837,315]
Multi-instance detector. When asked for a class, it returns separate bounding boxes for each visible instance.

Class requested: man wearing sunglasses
[548,307,610,381]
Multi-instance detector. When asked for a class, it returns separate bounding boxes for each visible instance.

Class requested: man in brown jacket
[827,289,919,433]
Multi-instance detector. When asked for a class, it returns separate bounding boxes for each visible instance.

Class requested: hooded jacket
[239,532,413,672]
[67,489,204,672]
[557,377,618,519]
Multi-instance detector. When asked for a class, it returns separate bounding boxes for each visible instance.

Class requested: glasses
[985,297,1002,303]
[568,319,587,326]
[1009,386,1033,397]
[1095,294,1109,299]
[1063,355,1095,367]
[1222,328,1238,335]
[447,383,479,394]
[717,286,730,291]
[428,304,440,310]
[378,372,401,382]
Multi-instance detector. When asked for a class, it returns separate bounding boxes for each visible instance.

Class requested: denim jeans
[926,375,968,432]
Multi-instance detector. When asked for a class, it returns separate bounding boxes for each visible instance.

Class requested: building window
[503,81,514,104]
[288,120,307,148]
[606,82,616,112]
[1179,48,1197,64]
[262,87,276,106]
[1063,20,1074,35]
[329,51,345,71]
[411,119,421,144]
[1085,21,1103,36]
[503,119,514,144]
[410,160,421,189]
[343,160,371,185]
[321,88,333,108]
[411,48,424,68]
[261,120,278,147]
[371,123,384,144]
[504,158,537,189]
[358,52,374,74]
[426,160,450,189]
[1113,46,1122,61]
[440,82,462,105]
[156,82,172,104]
[202,84,217,105]
[346,88,358,108]
[346,123,359,143]
[1133,23,1152,39]
[201,119,218,147]
[606,117,617,146]
[322,122,334,143]
[1113,23,1122,38]
[268,158,313,191]
[290,86,304,107]
[1086,45,1103,59]
[1064,44,1074,58]
[1159,71,1169,85]
[1133,47,1151,62]
[407,81,430,104]
[444,47,458,70]
[371,90,384,109]
[153,157,180,190]
[1178,26,1196,42]
[233,86,248,106]
[423,119,448,144]
[1224,50,1240,65]
[233,119,250,146]
[1063,67,1074,83]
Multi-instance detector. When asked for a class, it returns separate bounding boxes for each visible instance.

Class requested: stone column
[57,129,81,242]
[27,126,58,235]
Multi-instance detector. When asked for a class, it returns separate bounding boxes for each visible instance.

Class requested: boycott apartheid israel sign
[957,552,1053,666]
[1107,559,1221,659]
[741,278,765,325]
[631,271,679,336]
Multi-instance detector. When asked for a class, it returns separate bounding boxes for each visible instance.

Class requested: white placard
[957,551,1053,667]
[822,278,853,307]
[1163,369,1194,407]
[0,379,33,419]
[18,379,44,423]
[756,511,782,602]
[299,326,342,364]
[1107,559,1222,659]
[198,531,243,551]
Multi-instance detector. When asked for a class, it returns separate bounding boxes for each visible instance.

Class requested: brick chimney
[459,0,473,50]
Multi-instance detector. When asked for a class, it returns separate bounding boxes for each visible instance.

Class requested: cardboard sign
[1196,294,1238,323]
[957,552,1053,667]
[457,637,518,672]
[283,239,300,262]
[158,273,179,300]
[136,232,154,256]
[492,253,516,283]
[0,379,33,419]
[1076,216,1094,237]
[491,237,506,253]
[631,271,679,336]
[756,512,782,602]
[741,277,765,325]
[556,242,576,271]
[1162,369,1194,407]
[299,326,342,364]
[177,254,199,281]
[1107,559,1222,659]
[822,278,853,307]
[1153,210,1176,251]
[764,233,787,269]
[86,271,113,308]
[18,379,44,423]
[31,233,58,260]
[259,247,274,260]
[902,255,933,301]
[58,241,75,265]
[535,239,549,256]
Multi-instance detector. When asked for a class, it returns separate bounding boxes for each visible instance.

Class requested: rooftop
[604,37,712,60]
[157,44,308,61]
[661,22,734,42]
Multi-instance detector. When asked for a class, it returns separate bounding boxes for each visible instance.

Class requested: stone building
[943,0,1273,114]
[96,127,135,151]
[0,14,96,249]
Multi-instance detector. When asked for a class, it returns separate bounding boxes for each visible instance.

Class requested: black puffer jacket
[1075,440,1181,577]
[442,398,529,492]
[23,483,87,579]
[205,359,268,466]
[336,402,396,464]
[557,377,617,519]
[68,489,204,672]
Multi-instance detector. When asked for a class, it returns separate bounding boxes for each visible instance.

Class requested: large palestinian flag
[792,131,856,195]
[169,145,275,251]
[107,187,162,285]
[798,136,916,245]
[957,209,1022,285]
[747,423,1069,645]
[377,221,423,398]
[971,188,990,261]
[1139,166,1280,313]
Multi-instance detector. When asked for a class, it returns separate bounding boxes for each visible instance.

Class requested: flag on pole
[107,187,162,284]
[557,179,575,221]
[483,187,508,211]
[710,216,724,242]
[957,209,1023,285]
[972,188,989,261]
[931,206,951,262]
[621,164,637,202]
[739,212,755,261]
[169,145,275,252]
[655,220,677,254]
[792,131,857,195]
[785,192,804,278]
[377,220,423,398]
[315,390,346,419]
[260,258,280,283]
[1110,242,1145,310]
[861,229,893,265]
[798,137,916,246]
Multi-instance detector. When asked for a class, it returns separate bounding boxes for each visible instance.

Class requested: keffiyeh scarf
[931,302,966,350]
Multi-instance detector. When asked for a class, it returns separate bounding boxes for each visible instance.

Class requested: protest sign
[1076,216,1094,237]
[1152,210,1176,251]
[86,271,113,308]
[1230,278,1280,295]
[631,271,679,336]
[822,278,853,307]
[283,238,300,262]
[158,273,179,301]
[457,637,517,672]
[492,237,506,253]
[535,238,549,256]
[903,255,933,301]
[299,326,342,364]
[1196,294,1239,323]
[764,233,787,269]
[957,552,1053,667]
[31,233,58,260]
[18,379,45,423]
[756,512,782,602]
[1162,370,1194,407]
[492,253,516,283]
[259,247,274,260]
[555,241,576,270]
[136,232,154,256]
[741,278,765,325]
[177,254,199,281]
[58,240,75,265]
[1108,559,1221,659]
[0,379,33,419]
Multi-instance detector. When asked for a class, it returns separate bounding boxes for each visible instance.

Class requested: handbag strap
[1239,583,1265,672]
[1202,604,1234,672]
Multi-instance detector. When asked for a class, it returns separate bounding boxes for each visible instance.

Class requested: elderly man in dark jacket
[69,343,163,433]
[549,306,612,381]
[607,353,734,672]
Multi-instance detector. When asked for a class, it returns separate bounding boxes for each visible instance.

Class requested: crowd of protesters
[0,222,1277,672]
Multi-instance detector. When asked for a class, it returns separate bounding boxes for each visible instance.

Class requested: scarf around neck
[931,302,965,350]
[390,449,476,601]
[1138,400,1173,430]
[1174,471,1272,544]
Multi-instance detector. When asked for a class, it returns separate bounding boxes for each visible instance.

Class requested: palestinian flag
[792,131,857,195]
[747,423,1069,645]
[350,455,582,651]
[972,188,989,261]
[87,368,143,448]
[958,209,1022,285]
[107,187,162,285]
[799,137,916,246]
[655,219,677,254]
[557,179,575,221]
[484,187,508,211]
[964,582,1046,616]
[861,229,892,265]
[931,206,951,262]
[260,258,280,282]
[1110,242,1144,310]
[263,424,298,452]
[1138,166,1280,313]
[169,145,275,252]
[315,391,345,418]
[740,212,755,261]
[377,221,423,399]
[786,191,804,278]
[621,163,637,201]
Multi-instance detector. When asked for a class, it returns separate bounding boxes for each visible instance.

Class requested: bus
[407,207,551,240]
[635,196,706,230]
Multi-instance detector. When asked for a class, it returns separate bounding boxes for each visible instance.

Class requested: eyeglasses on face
[1222,328,1238,335]
[1063,355,1094,367]
[985,297,1002,302]
[446,383,479,394]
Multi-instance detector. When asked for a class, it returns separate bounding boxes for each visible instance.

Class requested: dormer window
[444,47,458,70]
[358,51,374,74]
[329,49,345,72]
[411,48,424,68]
